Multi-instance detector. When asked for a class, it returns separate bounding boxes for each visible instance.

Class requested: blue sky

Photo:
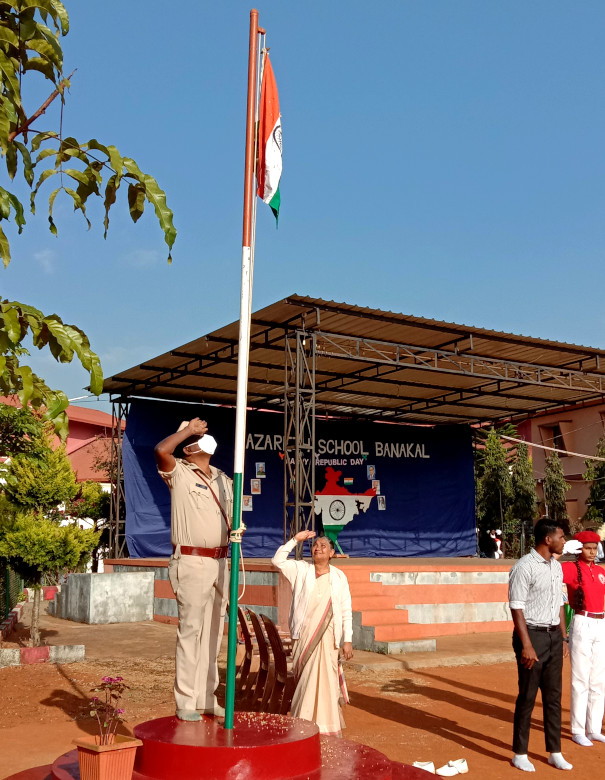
[3,1,605,411]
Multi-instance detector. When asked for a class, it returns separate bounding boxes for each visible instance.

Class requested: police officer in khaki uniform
[155,418,233,722]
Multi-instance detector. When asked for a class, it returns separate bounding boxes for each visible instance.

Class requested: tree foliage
[0,2,175,433]
[4,432,77,511]
[65,479,109,522]
[477,428,513,532]
[474,422,518,476]
[0,400,44,457]
[0,511,97,582]
[543,453,570,524]
[582,434,605,525]
[511,443,538,527]
[0,509,98,644]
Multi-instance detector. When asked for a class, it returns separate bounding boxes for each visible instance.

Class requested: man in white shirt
[508,518,571,772]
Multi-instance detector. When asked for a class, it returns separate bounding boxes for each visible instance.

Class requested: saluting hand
[186,418,208,436]
[294,530,316,543]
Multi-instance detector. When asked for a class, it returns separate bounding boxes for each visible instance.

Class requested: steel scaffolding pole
[109,399,129,559]
[283,330,316,557]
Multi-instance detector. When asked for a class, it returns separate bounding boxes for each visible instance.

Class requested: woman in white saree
[272,530,354,735]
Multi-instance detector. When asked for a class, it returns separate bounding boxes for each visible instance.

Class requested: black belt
[527,625,560,632]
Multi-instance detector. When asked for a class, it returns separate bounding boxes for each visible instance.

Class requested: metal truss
[109,399,130,559]
[314,331,605,395]
[283,330,316,556]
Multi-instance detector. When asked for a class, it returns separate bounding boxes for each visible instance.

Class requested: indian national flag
[256,54,282,223]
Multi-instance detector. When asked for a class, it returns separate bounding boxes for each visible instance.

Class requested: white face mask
[184,434,218,455]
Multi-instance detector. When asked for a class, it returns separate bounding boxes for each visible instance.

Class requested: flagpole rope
[499,434,605,462]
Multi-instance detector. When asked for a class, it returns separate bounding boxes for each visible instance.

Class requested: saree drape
[290,573,348,735]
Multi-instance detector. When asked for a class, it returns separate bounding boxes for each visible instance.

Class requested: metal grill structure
[283,330,316,553]
[103,295,605,556]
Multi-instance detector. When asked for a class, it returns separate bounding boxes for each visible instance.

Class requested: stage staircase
[337,560,513,654]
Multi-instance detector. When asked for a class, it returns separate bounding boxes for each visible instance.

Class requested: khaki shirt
[158,459,233,548]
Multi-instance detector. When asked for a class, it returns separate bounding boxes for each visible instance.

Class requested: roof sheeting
[103,295,605,425]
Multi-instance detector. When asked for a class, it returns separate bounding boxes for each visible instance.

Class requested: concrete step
[397,601,511,624]
[351,595,400,611]
[349,582,508,603]
[358,609,410,626]
[348,582,393,597]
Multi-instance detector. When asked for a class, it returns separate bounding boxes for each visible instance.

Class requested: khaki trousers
[168,552,228,712]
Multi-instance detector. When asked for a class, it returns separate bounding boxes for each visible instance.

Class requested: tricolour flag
[256,54,282,223]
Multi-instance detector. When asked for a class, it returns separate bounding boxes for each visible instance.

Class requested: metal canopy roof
[103,295,605,425]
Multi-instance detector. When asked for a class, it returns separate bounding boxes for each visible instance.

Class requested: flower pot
[74,734,143,780]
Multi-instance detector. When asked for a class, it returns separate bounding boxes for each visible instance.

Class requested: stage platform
[98,556,514,654]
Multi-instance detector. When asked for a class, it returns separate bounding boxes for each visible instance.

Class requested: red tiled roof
[1,397,124,430]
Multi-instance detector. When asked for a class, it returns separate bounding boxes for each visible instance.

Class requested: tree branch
[8,69,77,143]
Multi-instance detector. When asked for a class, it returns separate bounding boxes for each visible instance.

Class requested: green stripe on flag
[269,186,280,225]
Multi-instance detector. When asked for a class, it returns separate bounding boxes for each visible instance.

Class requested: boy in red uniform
[562,530,605,746]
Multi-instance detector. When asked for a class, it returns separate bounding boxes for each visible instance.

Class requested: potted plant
[74,676,142,780]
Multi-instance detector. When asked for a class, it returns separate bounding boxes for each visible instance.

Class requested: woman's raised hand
[293,530,316,543]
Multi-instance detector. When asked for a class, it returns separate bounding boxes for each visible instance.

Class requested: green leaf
[123,158,176,259]
[42,390,69,420]
[5,142,18,180]
[0,188,11,219]
[31,131,58,153]
[0,225,11,268]
[127,182,145,223]
[0,109,11,156]
[85,138,109,157]
[31,166,59,202]
[64,186,91,229]
[26,36,62,69]
[18,1,70,35]
[0,187,26,233]
[22,56,57,82]
[0,50,22,108]
[14,141,34,186]
[0,26,20,48]
[48,185,61,223]
[63,168,96,188]
[17,365,34,405]
[103,174,117,238]
[35,147,60,164]
[43,317,75,362]
[2,305,22,344]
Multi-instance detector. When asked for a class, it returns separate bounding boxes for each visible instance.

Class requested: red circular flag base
[5,713,429,780]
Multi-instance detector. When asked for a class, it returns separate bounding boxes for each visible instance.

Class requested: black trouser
[512,628,563,754]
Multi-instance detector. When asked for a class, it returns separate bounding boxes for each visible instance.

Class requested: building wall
[517,402,605,525]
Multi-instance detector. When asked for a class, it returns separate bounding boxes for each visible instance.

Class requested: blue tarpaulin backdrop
[123,399,476,558]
